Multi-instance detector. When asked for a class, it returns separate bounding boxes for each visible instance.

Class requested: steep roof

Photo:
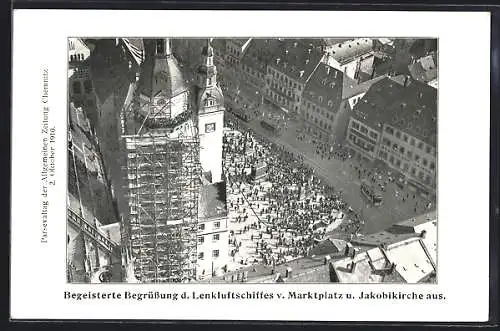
[342,74,387,99]
[329,38,374,65]
[137,39,188,99]
[269,39,324,83]
[408,54,438,83]
[303,63,343,110]
[352,77,437,146]
[240,38,282,73]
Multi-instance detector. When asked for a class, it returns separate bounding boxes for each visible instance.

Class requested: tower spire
[155,38,172,57]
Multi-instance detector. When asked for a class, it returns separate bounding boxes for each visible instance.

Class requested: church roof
[137,39,188,99]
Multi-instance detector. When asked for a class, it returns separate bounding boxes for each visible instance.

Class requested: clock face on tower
[205,123,216,133]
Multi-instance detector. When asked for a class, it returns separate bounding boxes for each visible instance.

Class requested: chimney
[294,41,298,48]
[299,70,304,78]
[327,66,331,75]
[349,261,357,273]
[368,260,375,271]
[285,49,289,55]
[404,75,411,87]
[276,58,281,65]
[305,59,310,65]
[285,267,293,278]
[420,230,427,239]
[351,247,358,259]
[324,255,331,265]
[389,262,396,273]
[308,49,311,54]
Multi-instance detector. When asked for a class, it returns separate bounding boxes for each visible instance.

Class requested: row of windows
[270,82,299,102]
[305,107,335,121]
[384,125,435,155]
[267,67,303,91]
[198,250,219,260]
[267,90,299,111]
[381,138,435,171]
[306,113,333,131]
[242,64,265,80]
[72,80,93,95]
[198,221,220,231]
[378,150,434,185]
[349,134,375,153]
[350,120,379,140]
[306,99,336,111]
[198,234,220,244]
[70,53,85,62]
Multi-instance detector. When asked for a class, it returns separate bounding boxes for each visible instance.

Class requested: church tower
[195,39,225,183]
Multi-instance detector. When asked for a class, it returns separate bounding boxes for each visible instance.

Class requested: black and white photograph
[67,37,438,284]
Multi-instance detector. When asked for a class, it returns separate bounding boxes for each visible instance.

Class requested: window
[403,135,409,143]
[382,138,390,146]
[399,146,405,154]
[403,163,409,171]
[352,121,360,130]
[396,159,401,167]
[72,81,81,94]
[411,168,416,176]
[360,126,368,134]
[407,150,413,158]
[418,171,424,180]
[198,252,204,260]
[83,80,92,94]
[430,162,435,170]
[212,250,220,258]
[395,131,401,139]
[369,131,377,140]
[426,146,432,154]
[410,138,415,146]
[213,221,220,229]
[418,142,424,150]
[319,96,323,103]
[205,123,216,133]
[385,126,394,135]
[389,156,395,164]
[328,100,333,107]
[198,224,205,231]
[213,234,220,241]
[415,155,420,162]
[198,237,204,244]
[423,158,428,167]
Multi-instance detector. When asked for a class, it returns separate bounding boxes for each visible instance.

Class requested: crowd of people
[222,120,366,267]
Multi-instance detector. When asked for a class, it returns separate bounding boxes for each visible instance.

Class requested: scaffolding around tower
[122,130,200,283]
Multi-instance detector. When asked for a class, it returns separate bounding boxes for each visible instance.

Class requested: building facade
[68,38,96,111]
[265,39,324,115]
[345,77,437,192]
[299,63,343,143]
[196,181,229,279]
[225,38,252,65]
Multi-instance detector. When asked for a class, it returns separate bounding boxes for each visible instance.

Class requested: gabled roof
[342,74,387,99]
[268,39,324,83]
[303,63,343,110]
[408,54,438,83]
